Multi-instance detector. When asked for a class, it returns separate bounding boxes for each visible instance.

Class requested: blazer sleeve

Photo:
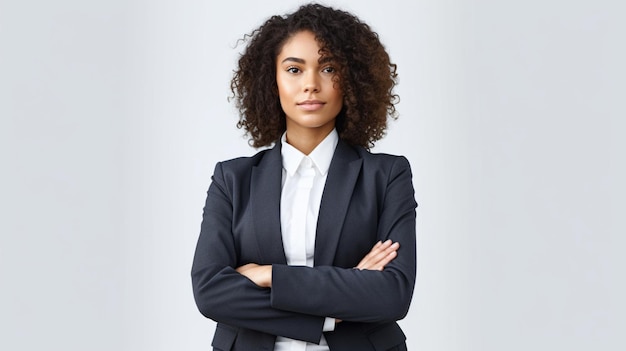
[271,156,417,323]
[191,162,325,344]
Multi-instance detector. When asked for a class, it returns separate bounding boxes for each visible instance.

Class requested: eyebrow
[281,57,305,64]
[280,56,335,64]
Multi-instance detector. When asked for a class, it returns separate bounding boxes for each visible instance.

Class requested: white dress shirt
[274,130,338,351]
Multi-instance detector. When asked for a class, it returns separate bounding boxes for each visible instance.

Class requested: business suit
[191,139,417,351]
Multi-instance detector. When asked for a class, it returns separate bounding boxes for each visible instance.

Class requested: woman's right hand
[354,239,400,271]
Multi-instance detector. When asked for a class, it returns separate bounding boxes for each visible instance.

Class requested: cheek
[327,79,343,101]
[276,77,294,100]
[330,87,343,106]
[276,79,292,113]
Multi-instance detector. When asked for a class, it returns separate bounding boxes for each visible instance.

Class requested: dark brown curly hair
[231,3,399,149]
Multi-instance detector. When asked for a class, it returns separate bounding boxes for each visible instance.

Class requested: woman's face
[276,30,343,140]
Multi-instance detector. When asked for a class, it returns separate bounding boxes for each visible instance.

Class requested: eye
[286,66,300,74]
[322,66,336,73]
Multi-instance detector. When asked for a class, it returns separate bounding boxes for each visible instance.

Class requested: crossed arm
[236,239,400,326]
[236,239,400,288]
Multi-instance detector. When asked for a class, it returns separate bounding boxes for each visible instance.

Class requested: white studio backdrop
[1,0,624,350]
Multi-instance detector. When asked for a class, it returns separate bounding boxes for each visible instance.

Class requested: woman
[192,3,417,350]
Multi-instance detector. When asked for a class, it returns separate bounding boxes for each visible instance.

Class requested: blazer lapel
[250,143,288,265]
[314,141,363,266]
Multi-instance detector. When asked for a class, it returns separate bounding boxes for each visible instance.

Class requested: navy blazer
[192,139,417,351]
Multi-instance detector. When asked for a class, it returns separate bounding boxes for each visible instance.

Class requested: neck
[285,127,333,155]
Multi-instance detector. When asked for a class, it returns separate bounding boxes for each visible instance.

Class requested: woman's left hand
[354,239,399,271]
[236,263,272,288]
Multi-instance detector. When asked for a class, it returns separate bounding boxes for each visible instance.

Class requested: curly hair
[231,3,399,149]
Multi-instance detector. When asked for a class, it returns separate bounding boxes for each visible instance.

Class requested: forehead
[277,30,323,60]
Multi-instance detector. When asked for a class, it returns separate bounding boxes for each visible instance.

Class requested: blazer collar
[250,140,363,266]
[250,143,287,264]
[314,140,362,266]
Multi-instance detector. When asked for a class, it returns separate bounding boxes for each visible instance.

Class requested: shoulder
[350,145,413,173]
[218,149,271,169]
[216,147,273,174]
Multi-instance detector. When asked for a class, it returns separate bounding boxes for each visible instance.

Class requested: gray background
[1,0,624,350]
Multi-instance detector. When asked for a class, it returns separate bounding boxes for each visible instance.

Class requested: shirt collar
[281,129,339,176]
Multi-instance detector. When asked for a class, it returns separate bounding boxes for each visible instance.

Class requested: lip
[297,100,325,111]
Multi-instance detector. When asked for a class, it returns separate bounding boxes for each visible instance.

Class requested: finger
[366,243,400,267]
[357,242,399,270]
[362,240,392,262]
[373,249,398,271]
[363,240,387,260]
[355,241,386,269]
[236,263,257,273]
[238,265,260,280]
[356,240,394,269]
[372,240,384,250]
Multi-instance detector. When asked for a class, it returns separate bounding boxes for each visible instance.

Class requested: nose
[303,71,320,93]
